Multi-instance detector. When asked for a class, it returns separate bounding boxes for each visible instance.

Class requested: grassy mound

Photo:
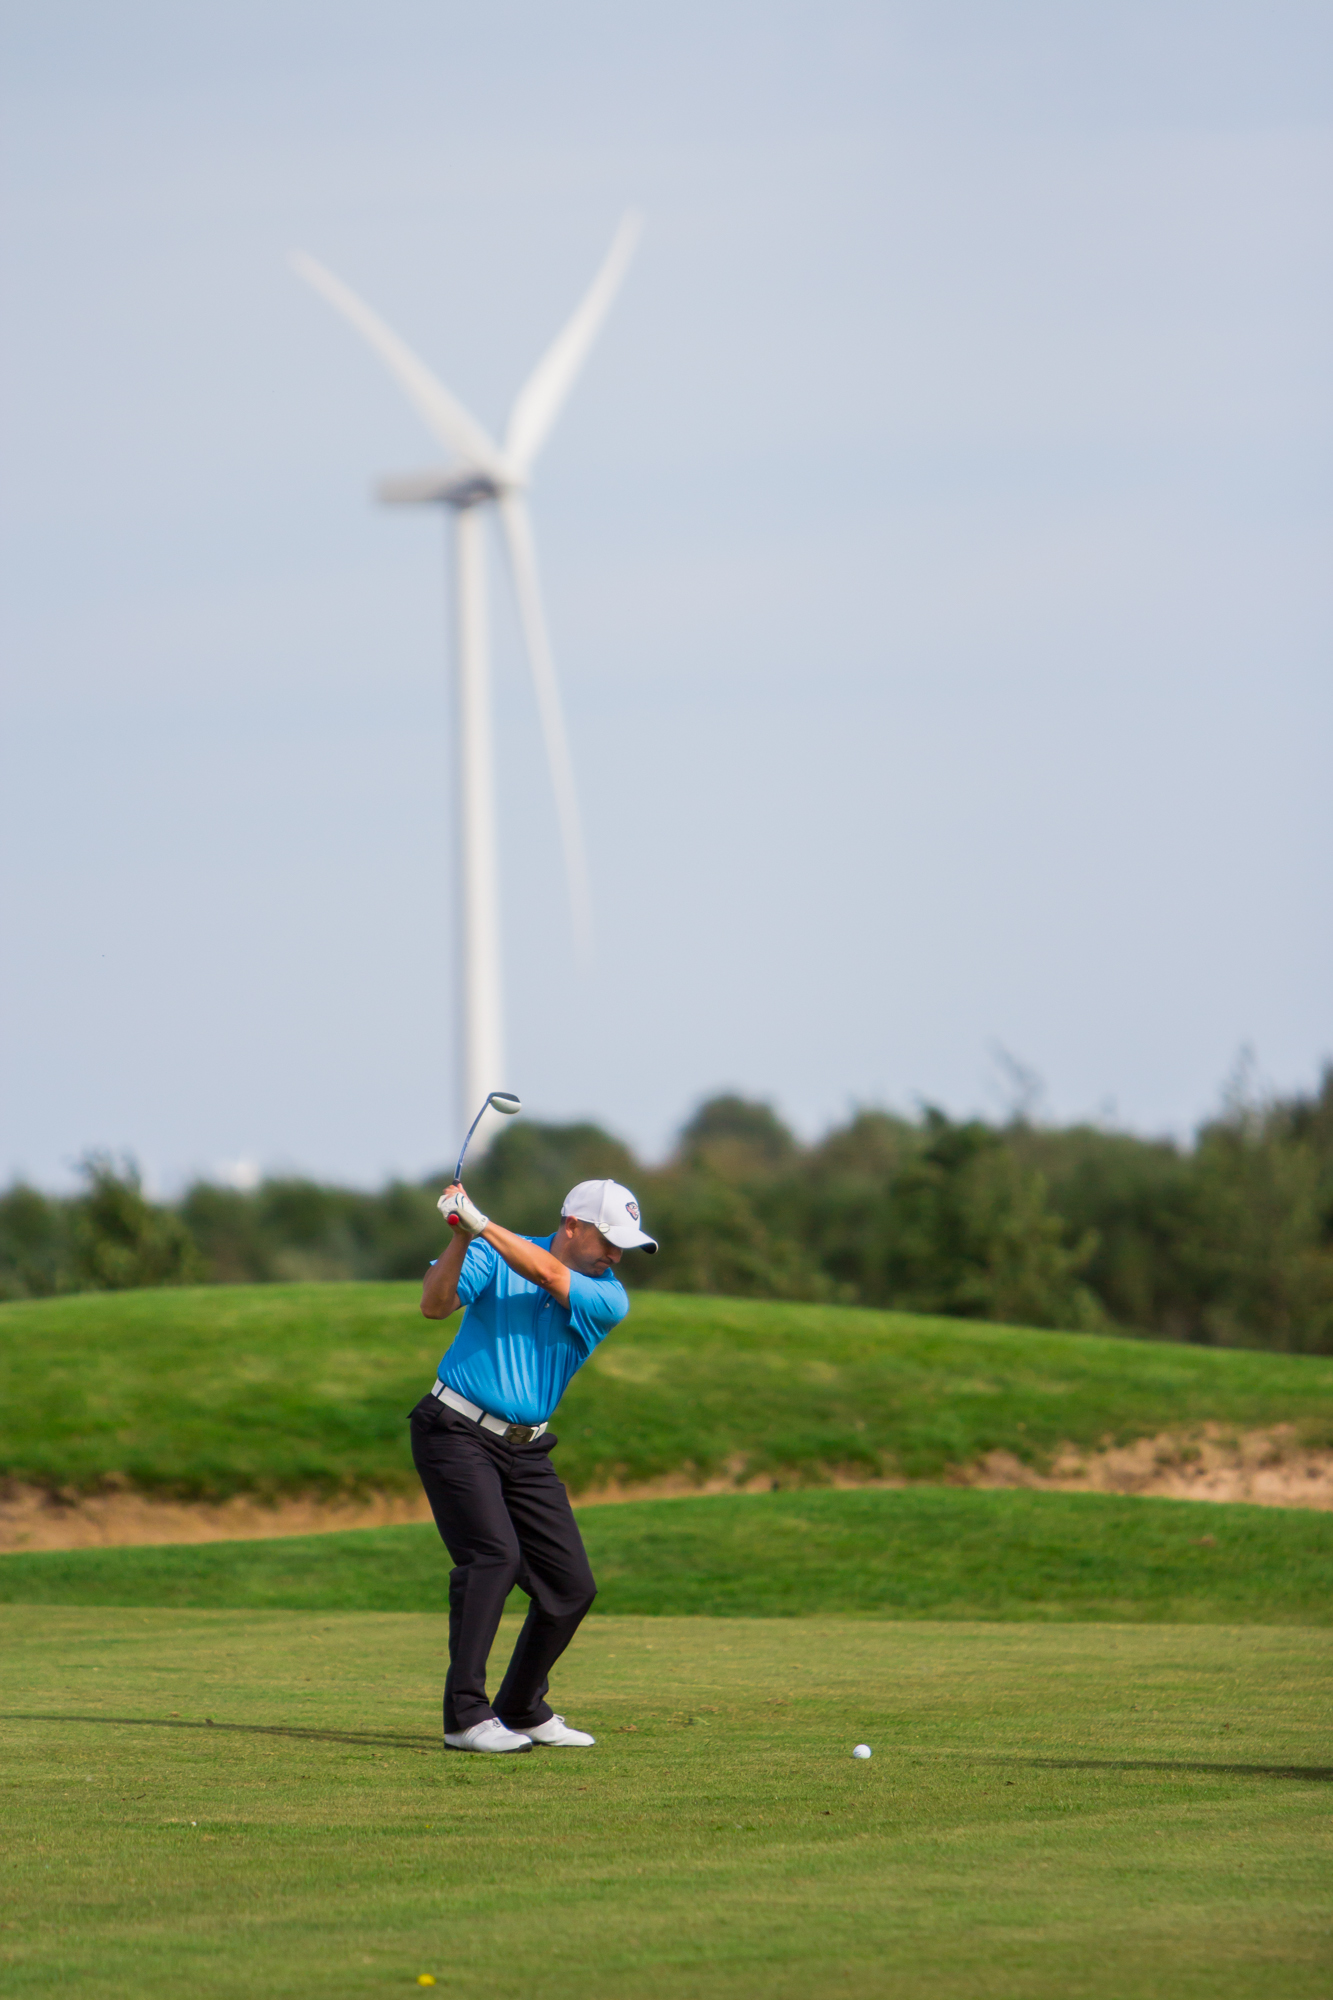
[4,1608,1330,1999]
[2,1486,1330,1624]
[2,1284,1331,1501]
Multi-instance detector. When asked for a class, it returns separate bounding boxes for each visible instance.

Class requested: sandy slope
[2,1423,1330,1551]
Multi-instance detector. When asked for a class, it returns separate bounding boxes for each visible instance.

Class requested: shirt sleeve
[565,1271,630,1356]
[455,1238,499,1306]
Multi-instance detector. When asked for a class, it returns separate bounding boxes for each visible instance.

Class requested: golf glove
[438,1187,490,1237]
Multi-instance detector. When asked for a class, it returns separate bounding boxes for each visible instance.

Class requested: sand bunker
[0,1483,435,1554]
[954,1422,1333,1510]
[2,1423,1329,1552]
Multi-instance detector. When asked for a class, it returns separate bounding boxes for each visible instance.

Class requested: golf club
[453,1090,522,1184]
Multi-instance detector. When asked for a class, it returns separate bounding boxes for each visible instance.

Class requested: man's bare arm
[479,1221,572,1306]
[420,1218,471,1319]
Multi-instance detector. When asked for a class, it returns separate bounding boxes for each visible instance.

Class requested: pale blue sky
[2,1,1330,1189]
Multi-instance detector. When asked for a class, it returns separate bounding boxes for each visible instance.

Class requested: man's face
[563,1217,621,1277]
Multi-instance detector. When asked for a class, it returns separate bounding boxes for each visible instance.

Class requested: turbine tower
[293,215,640,1131]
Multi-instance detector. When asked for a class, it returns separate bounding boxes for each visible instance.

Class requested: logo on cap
[626,1200,640,1221]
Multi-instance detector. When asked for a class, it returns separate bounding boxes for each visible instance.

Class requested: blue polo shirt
[436,1233,629,1427]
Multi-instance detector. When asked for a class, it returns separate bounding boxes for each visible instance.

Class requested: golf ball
[852,1744,873,1760]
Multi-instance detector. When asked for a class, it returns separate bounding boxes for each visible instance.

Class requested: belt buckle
[504,1422,535,1445]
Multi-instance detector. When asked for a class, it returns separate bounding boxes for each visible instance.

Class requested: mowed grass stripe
[2,1283,1332,1499]
[1,1486,1330,1623]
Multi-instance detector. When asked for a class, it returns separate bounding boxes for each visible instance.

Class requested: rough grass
[3,1284,1331,1500]
[2,1607,1330,1999]
[2,1486,1331,1625]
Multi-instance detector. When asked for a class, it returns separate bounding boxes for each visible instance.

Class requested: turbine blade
[497,493,594,959]
[291,251,505,476]
[503,212,642,472]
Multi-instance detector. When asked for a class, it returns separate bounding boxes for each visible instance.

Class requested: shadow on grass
[1,1711,437,1750]
[986,1755,1333,1784]
[4,1713,1331,1782]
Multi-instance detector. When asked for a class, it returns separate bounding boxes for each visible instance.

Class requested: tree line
[3,1064,1331,1353]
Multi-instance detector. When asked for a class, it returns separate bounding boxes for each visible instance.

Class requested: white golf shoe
[514,1714,596,1748]
[444,1719,533,1754]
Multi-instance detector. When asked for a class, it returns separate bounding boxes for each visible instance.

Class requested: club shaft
[454,1102,491,1184]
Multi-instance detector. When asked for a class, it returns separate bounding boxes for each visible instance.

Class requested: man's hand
[437,1182,490,1237]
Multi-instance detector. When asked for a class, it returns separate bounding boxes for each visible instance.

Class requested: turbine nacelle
[377,466,526,508]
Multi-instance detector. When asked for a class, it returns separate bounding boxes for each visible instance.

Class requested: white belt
[431,1379,548,1444]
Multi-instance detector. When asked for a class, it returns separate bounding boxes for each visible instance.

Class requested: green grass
[3,1284,1331,1499]
[3,1606,1330,1998]
[2,1486,1331,1625]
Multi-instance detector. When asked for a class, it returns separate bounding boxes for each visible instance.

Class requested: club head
[488,1092,522,1116]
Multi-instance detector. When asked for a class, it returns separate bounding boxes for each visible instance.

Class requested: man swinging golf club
[413,1168,657,1753]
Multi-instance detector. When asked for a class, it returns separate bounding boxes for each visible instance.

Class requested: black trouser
[409,1395,597,1735]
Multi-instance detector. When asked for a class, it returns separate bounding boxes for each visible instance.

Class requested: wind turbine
[292,214,641,1134]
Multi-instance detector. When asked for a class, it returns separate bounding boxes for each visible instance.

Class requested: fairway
[3,1607,1330,1999]
[6,1291,1332,1995]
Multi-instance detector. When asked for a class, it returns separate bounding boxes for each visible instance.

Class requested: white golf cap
[561,1179,658,1253]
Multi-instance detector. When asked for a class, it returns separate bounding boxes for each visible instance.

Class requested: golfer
[412,1176,657,1753]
